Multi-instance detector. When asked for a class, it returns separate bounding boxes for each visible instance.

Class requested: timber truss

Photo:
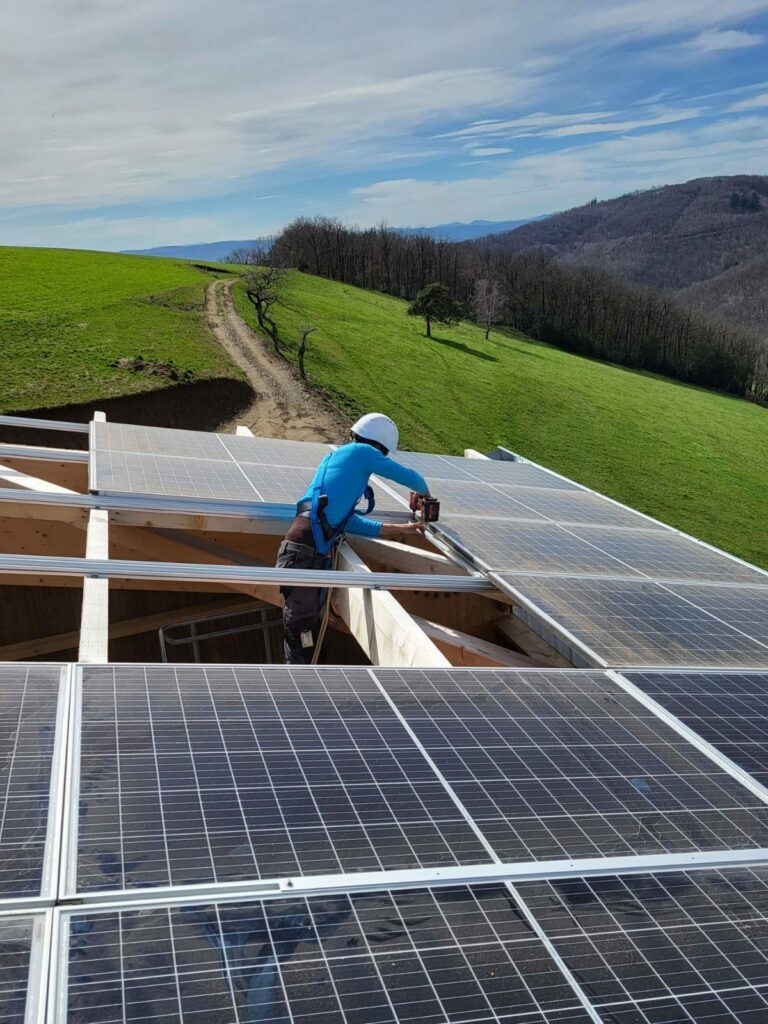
[0,413,555,669]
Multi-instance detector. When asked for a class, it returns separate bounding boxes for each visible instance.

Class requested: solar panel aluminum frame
[496,446,768,582]
[0,414,89,435]
[0,444,88,465]
[2,666,71,912]
[0,908,51,1024]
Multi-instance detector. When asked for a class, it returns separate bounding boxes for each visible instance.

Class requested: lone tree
[407,282,462,338]
[242,266,285,354]
[471,278,504,340]
[297,324,317,380]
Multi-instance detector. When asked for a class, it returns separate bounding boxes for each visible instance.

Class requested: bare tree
[471,278,504,339]
[242,266,286,353]
[297,324,317,379]
[226,237,275,265]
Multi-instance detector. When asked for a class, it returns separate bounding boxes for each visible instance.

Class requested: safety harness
[304,451,375,556]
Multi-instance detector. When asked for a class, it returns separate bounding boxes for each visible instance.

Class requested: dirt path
[205,279,349,442]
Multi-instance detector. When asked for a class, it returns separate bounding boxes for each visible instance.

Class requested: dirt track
[205,279,348,442]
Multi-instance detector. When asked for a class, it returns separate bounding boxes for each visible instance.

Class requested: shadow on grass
[429,334,498,361]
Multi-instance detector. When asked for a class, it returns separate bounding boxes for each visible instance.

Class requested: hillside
[234,270,768,569]
[483,176,768,334]
[0,248,243,413]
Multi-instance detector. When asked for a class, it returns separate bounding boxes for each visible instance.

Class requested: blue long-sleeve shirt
[298,442,429,538]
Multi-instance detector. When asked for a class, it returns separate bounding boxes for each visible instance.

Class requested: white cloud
[686,27,764,51]
[345,115,768,225]
[2,0,768,218]
[470,147,514,156]
[729,90,768,109]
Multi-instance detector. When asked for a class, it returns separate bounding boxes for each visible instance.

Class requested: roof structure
[0,411,766,1023]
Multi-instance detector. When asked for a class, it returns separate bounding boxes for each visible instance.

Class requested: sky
[2,0,768,251]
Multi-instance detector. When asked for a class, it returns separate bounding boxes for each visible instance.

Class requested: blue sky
[2,0,768,250]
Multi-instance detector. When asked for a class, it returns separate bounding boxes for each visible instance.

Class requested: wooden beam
[334,541,449,667]
[0,458,87,492]
[0,464,77,494]
[463,449,488,459]
[78,508,109,663]
[348,536,466,576]
[412,616,544,668]
[494,613,572,668]
[0,596,257,660]
[235,426,255,436]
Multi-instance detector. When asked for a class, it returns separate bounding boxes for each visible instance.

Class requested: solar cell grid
[91,450,260,499]
[0,914,38,1024]
[665,583,768,649]
[517,865,768,1021]
[73,665,491,894]
[492,487,663,530]
[63,884,593,1024]
[220,433,332,467]
[92,421,231,460]
[567,527,766,585]
[383,479,548,519]
[372,667,768,862]
[0,664,62,900]
[238,463,315,503]
[624,672,768,790]
[495,576,768,668]
[437,518,639,575]
[457,460,580,490]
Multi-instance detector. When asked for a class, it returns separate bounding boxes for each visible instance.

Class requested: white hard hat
[351,413,399,456]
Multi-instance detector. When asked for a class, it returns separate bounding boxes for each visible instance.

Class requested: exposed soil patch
[206,279,348,442]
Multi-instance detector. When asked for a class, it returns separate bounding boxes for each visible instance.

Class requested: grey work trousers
[276,540,331,665]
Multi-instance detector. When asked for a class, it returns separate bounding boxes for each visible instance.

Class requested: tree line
[235,216,767,400]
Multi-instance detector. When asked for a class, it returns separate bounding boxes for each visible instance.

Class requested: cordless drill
[409,492,441,524]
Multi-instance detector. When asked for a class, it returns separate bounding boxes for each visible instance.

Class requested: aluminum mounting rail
[0,486,296,521]
[0,552,494,592]
[0,486,409,524]
[0,414,90,433]
[0,443,88,463]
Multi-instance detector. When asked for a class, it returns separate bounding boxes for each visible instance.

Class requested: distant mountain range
[482,175,768,335]
[120,217,543,261]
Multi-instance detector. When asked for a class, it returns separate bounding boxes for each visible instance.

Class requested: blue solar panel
[73,665,491,894]
[63,885,595,1024]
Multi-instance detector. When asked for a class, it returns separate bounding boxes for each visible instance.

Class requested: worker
[276,413,432,664]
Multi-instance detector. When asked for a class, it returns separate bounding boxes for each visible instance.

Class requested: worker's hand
[396,521,426,535]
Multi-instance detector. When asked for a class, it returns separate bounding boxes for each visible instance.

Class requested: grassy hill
[234,270,768,569]
[0,247,243,412]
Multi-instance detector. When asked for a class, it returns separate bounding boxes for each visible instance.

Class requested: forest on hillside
[243,216,768,402]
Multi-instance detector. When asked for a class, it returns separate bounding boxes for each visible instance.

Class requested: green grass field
[0,247,243,411]
[235,270,768,569]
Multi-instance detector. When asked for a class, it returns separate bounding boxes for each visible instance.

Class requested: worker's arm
[345,514,424,539]
[371,453,430,496]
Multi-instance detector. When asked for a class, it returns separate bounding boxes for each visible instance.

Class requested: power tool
[409,492,440,524]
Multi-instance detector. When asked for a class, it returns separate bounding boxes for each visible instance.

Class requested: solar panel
[495,575,768,668]
[381,478,546,519]
[437,518,640,575]
[456,461,580,490]
[493,487,664,529]
[566,526,767,584]
[0,913,43,1024]
[220,433,332,467]
[90,450,262,499]
[71,665,491,894]
[238,463,316,503]
[61,884,595,1024]
[92,421,231,460]
[0,664,63,900]
[664,583,768,648]
[624,671,768,789]
[517,864,768,1022]
[372,668,768,862]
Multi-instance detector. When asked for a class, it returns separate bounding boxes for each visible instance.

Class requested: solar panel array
[90,421,330,501]
[0,913,43,1024]
[11,661,768,1022]
[25,425,768,1020]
